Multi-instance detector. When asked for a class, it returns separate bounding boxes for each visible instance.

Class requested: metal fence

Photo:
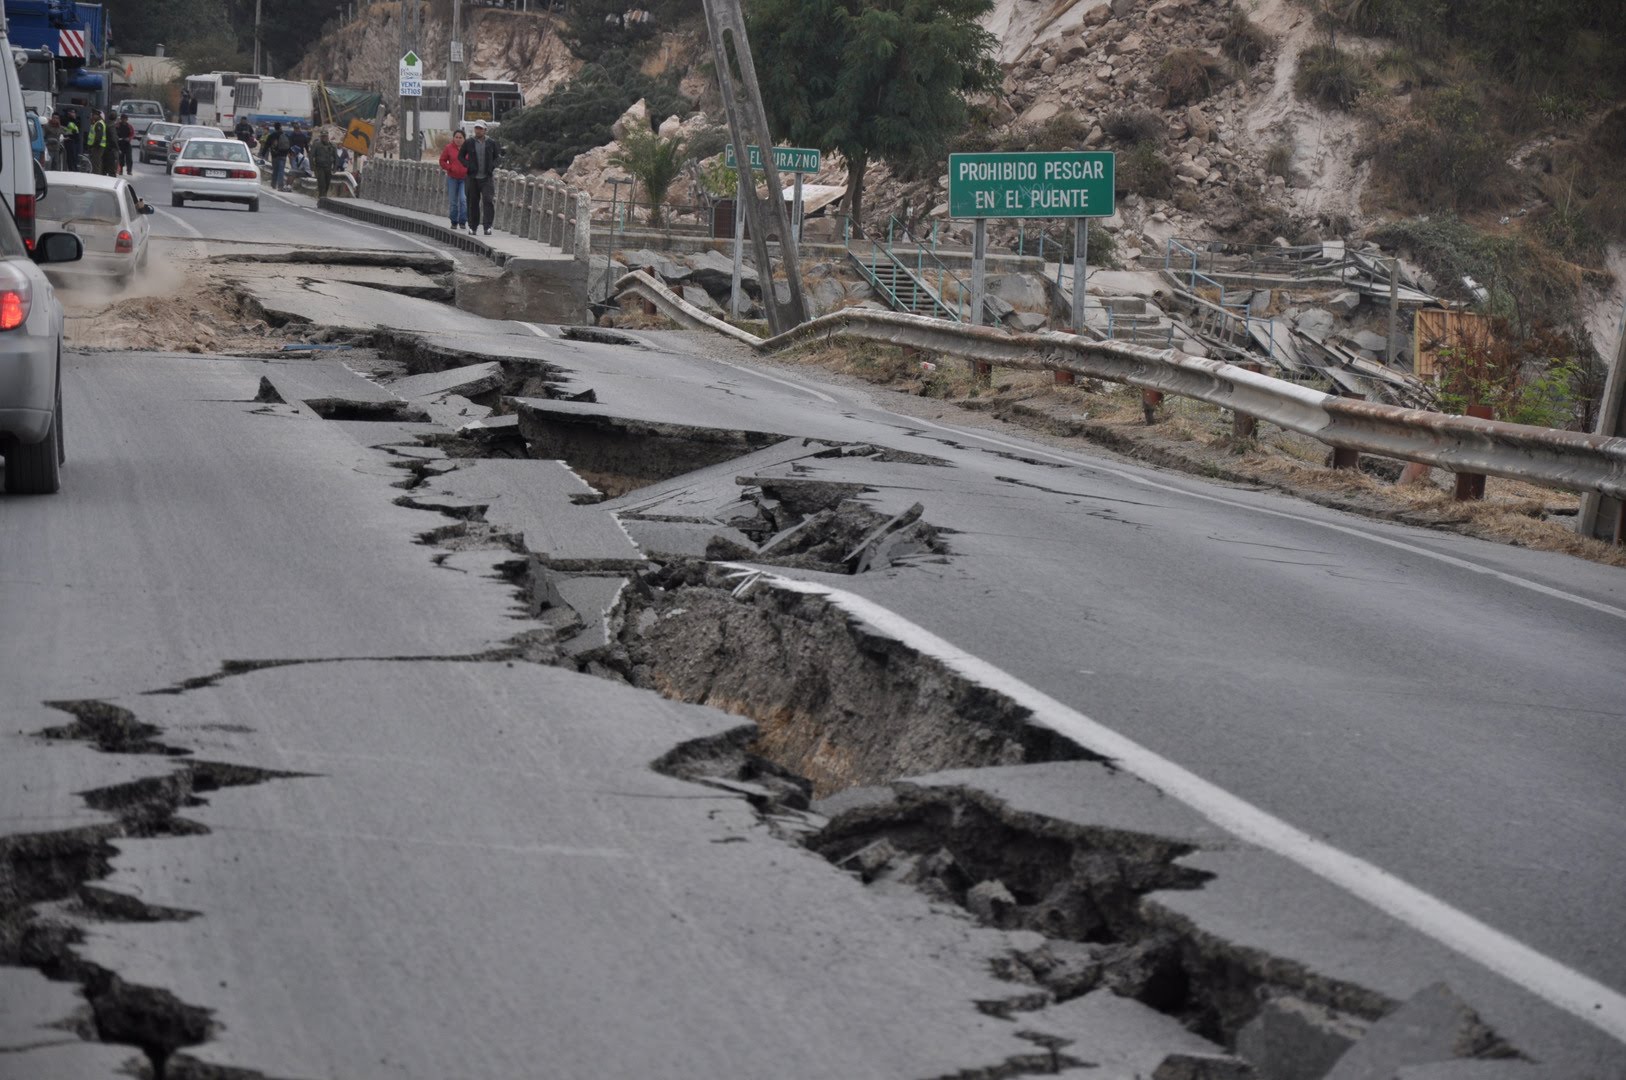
[360,159,593,257]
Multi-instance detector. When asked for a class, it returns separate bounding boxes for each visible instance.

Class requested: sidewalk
[318,193,581,270]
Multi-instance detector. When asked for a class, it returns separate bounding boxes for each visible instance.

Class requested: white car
[166,124,229,172]
[0,201,85,493]
[36,173,154,282]
[171,138,261,211]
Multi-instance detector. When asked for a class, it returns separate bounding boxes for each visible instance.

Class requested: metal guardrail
[362,158,592,256]
[613,270,1626,500]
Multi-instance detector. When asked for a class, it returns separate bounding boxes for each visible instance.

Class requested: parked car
[35,173,154,282]
[141,121,181,164]
[166,125,228,172]
[170,138,261,212]
[116,99,167,138]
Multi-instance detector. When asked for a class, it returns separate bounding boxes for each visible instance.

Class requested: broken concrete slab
[261,359,399,412]
[511,397,790,500]
[1330,291,1362,315]
[415,459,645,569]
[414,392,494,429]
[1323,984,1503,1080]
[618,517,756,559]
[390,362,506,402]
[1295,309,1336,339]
[553,575,630,655]
[209,248,454,273]
[1237,995,1367,1080]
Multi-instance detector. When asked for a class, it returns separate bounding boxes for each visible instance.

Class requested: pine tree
[747,0,999,225]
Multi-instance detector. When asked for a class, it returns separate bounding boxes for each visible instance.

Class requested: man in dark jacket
[235,117,256,148]
[179,89,195,124]
[457,120,501,235]
[63,109,82,171]
[310,129,338,199]
[266,122,292,190]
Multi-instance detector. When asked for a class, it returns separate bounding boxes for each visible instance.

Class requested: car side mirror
[141,204,155,215]
[32,232,83,265]
[33,159,47,202]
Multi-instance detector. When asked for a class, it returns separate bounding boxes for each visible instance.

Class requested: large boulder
[985,272,1050,311]
[684,248,760,299]
[611,98,650,141]
[619,248,686,282]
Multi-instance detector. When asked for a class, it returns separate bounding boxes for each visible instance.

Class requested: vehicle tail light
[229,169,257,179]
[174,166,200,176]
[0,264,33,331]
[15,193,35,251]
[116,230,133,254]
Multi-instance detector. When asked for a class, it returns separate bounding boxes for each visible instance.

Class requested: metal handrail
[886,216,969,323]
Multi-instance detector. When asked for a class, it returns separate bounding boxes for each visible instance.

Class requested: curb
[317,198,514,267]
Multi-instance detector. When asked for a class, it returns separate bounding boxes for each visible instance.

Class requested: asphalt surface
[2,173,1625,1075]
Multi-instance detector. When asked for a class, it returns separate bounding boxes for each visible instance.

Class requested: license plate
[205,169,228,178]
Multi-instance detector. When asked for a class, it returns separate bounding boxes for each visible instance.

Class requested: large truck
[3,0,110,112]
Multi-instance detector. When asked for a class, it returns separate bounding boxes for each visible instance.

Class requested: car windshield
[123,102,163,116]
[44,186,122,224]
[149,124,179,139]
[181,141,252,163]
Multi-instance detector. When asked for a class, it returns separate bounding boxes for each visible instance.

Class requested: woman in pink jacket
[438,130,470,231]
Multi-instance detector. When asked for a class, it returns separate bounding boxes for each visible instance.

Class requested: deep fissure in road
[385,412,1525,1075]
[3,702,306,1078]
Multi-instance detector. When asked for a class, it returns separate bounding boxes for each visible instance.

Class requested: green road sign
[947,151,1115,218]
[725,144,821,174]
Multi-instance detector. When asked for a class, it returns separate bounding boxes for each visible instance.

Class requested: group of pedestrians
[231,115,349,197]
[436,120,502,235]
[35,107,136,175]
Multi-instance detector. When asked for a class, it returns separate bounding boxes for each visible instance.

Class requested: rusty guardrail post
[1234,362,1262,439]
[1453,403,1496,500]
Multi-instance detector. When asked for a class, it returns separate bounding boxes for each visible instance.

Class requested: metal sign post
[970,220,987,327]
[1072,222,1088,333]
[948,150,1116,333]
[731,166,746,317]
[398,47,423,159]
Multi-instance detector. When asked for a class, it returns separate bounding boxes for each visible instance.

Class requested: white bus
[418,79,523,138]
[232,77,313,128]
[184,71,246,127]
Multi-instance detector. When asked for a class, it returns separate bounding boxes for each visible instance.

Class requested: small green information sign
[725,144,822,174]
[948,151,1115,218]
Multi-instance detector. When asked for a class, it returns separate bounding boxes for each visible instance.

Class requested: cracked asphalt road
[3,165,1626,1077]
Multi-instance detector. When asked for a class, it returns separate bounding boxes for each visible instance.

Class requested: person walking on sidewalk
[114,111,135,176]
[178,89,195,124]
[267,122,292,191]
[457,120,501,235]
[438,129,468,231]
[44,113,63,169]
[311,129,337,199]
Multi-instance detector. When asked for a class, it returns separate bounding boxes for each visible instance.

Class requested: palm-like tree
[609,127,687,227]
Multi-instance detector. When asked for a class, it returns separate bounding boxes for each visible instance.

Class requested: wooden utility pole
[698,0,808,334]
[1577,303,1626,544]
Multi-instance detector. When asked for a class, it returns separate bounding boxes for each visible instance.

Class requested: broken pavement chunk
[1322,984,1508,1080]
[389,361,506,402]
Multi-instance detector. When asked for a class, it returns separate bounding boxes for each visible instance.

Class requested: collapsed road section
[11,238,1623,1077]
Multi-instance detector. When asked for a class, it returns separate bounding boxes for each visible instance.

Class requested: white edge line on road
[707,351,839,404]
[721,564,1626,1043]
[261,187,446,255]
[522,321,550,338]
[902,414,1626,622]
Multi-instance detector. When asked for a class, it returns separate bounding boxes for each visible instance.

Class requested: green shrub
[1103,106,1165,147]
[1294,43,1370,110]
[1035,110,1093,148]
[1361,88,1512,211]
[1221,12,1271,66]
[1157,48,1227,106]
[1116,142,1173,199]
[499,57,692,173]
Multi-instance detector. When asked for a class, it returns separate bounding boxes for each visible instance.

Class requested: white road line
[261,187,447,254]
[522,322,550,338]
[902,414,1626,622]
[708,352,839,404]
[724,566,1626,1043]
